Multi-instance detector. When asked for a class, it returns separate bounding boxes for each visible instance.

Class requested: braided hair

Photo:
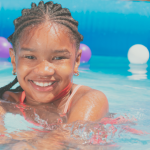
[0,1,83,98]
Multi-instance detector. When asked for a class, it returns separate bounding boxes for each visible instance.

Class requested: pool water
[0,56,150,150]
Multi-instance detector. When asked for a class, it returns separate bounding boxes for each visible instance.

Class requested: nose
[33,60,55,77]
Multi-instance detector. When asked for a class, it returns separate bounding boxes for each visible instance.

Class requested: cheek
[15,57,30,83]
[55,59,75,78]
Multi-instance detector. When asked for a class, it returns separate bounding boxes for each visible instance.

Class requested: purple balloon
[80,44,91,63]
[0,37,12,58]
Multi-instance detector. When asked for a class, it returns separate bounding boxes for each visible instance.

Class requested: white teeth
[32,81,53,87]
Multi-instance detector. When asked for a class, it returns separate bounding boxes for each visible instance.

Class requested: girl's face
[9,22,81,104]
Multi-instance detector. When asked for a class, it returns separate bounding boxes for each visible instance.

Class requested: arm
[0,98,39,144]
[0,101,12,144]
[67,90,109,123]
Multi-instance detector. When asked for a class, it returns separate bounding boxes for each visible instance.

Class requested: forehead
[18,22,75,51]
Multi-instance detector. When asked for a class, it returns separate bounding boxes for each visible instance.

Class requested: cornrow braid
[8,1,83,49]
[0,77,23,98]
[0,1,83,98]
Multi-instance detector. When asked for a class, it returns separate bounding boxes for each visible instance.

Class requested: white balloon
[128,44,149,64]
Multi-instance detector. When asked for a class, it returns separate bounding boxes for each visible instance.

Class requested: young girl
[0,1,108,126]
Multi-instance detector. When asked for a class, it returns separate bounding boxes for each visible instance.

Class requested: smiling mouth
[32,81,55,87]
[29,80,57,92]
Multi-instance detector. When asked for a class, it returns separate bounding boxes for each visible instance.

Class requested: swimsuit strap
[20,91,26,103]
[63,85,82,114]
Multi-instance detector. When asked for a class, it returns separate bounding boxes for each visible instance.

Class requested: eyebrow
[20,48,36,52]
[20,48,70,54]
[52,49,70,54]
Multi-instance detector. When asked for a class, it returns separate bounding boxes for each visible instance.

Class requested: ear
[74,49,82,73]
[9,48,16,73]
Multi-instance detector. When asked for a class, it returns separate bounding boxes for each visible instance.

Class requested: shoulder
[85,88,108,106]
[77,86,108,112]
[2,91,22,103]
[68,85,109,123]
[72,85,108,106]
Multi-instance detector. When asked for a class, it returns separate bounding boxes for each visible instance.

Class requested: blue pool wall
[0,0,150,57]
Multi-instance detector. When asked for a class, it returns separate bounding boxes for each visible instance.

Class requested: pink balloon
[80,44,92,63]
[0,37,12,58]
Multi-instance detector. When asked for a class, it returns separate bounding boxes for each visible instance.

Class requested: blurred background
[0,0,150,57]
[0,1,150,149]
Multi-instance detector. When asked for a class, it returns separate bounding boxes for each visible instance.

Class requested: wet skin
[2,22,109,123]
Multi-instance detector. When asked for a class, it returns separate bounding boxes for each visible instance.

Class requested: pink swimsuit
[18,85,82,131]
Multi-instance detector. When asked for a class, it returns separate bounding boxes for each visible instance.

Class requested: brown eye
[53,56,66,60]
[25,56,36,60]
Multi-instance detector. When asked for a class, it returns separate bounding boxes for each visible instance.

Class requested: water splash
[0,100,149,150]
